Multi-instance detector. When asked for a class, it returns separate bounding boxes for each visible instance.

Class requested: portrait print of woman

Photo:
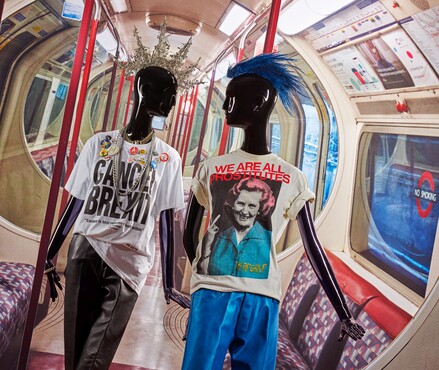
[196,177,276,278]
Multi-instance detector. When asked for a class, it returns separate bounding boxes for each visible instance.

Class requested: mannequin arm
[45,196,84,301]
[182,193,205,264]
[159,209,190,309]
[297,201,365,341]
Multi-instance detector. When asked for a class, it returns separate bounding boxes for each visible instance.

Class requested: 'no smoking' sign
[414,171,437,218]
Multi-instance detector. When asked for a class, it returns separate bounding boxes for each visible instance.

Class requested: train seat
[275,251,412,370]
[0,262,35,360]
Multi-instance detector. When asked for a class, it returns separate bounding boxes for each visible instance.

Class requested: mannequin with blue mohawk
[182,53,364,370]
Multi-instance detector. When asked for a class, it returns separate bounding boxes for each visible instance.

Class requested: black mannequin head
[223,74,277,129]
[126,66,178,140]
[223,53,302,155]
[132,66,178,117]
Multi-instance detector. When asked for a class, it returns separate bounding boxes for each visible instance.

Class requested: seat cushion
[276,324,310,370]
[0,262,35,358]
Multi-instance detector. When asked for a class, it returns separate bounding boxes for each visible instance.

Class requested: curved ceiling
[105,0,268,70]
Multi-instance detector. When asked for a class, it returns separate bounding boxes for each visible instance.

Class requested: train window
[269,122,281,155]
[299,92,319,191]
[315,85,339,207]
[0,0,125,232]
[351,132,439,301]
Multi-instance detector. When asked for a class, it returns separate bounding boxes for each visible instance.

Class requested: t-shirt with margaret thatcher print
[64,130,185,296]
[190,149,315,301]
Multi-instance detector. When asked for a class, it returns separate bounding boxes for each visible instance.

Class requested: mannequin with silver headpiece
[45,25,193,370]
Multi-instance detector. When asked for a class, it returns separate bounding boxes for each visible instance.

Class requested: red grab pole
[111,68,126,130]
[192,60,220,177]
[102,61,118,132]
[59,9,100,216]
[176,91,189,154]
[263,0,281,53]
[170,94,184,148]
[18,1,94,368]
[123,75,134,127]
[181,84,199,169]
[180,87,194,162]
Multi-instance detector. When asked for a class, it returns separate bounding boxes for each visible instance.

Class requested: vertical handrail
[169,94,183,147]
[58,2,101,216]
[111,67,125,130]
[17,1,95,369]
[192,50,226,177]
[181,84,199,169]
[101,62,118,132]
[179,87,194,160]
[122,75,134,127]
[176,91,189,154]
[263,0,281,53]
[99,2,121,132]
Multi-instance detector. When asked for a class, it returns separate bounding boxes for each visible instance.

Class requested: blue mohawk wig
[226,53,303,114]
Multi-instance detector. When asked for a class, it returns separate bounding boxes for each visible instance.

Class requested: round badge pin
[159,153,169,162]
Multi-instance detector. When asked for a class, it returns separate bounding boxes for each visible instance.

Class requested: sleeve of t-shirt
[157,149,185,212]
[64,136,96,200]
[284,171,315,219]
[190,161,209,209]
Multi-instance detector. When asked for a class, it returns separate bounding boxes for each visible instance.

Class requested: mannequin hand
[338,318,365,341]
[44,259,62,302]
[205,214,220,246]
[164,288,191,309]
[200,214,220,260]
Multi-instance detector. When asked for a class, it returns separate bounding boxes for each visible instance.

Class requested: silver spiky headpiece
[119,21,199,90]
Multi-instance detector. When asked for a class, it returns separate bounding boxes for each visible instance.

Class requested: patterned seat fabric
[280,254,319,331]
[0,262,35,358]
[276,324,310,370]
[336,309,392,370]
[296,289,359,370]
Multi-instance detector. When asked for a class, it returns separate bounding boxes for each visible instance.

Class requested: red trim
[59,17,99,215]
[326,251,412,339]
[18,1,95,368]
[263,0,281,54]
[364,296,412,338]
[111,68,126,131]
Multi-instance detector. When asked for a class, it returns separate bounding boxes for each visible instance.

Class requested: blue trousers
[182,289,279,370]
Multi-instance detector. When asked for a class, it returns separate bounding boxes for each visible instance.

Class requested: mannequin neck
[239,120,271,155]
[124,115,154,142]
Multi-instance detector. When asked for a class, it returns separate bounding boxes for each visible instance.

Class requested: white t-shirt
[65,130,185,295]
[190,149,315,301]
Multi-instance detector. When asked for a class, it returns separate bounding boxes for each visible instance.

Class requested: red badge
[130,147,139,155]
[159,153,169,162]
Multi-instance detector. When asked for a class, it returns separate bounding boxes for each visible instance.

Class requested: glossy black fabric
[64,234,138,370]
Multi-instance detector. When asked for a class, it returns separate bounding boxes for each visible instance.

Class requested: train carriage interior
[0,0,439,369]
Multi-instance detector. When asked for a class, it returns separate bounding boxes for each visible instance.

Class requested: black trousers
[64,234,138,370]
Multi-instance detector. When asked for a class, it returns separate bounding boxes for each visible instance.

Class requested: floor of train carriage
[28,239,189,370]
